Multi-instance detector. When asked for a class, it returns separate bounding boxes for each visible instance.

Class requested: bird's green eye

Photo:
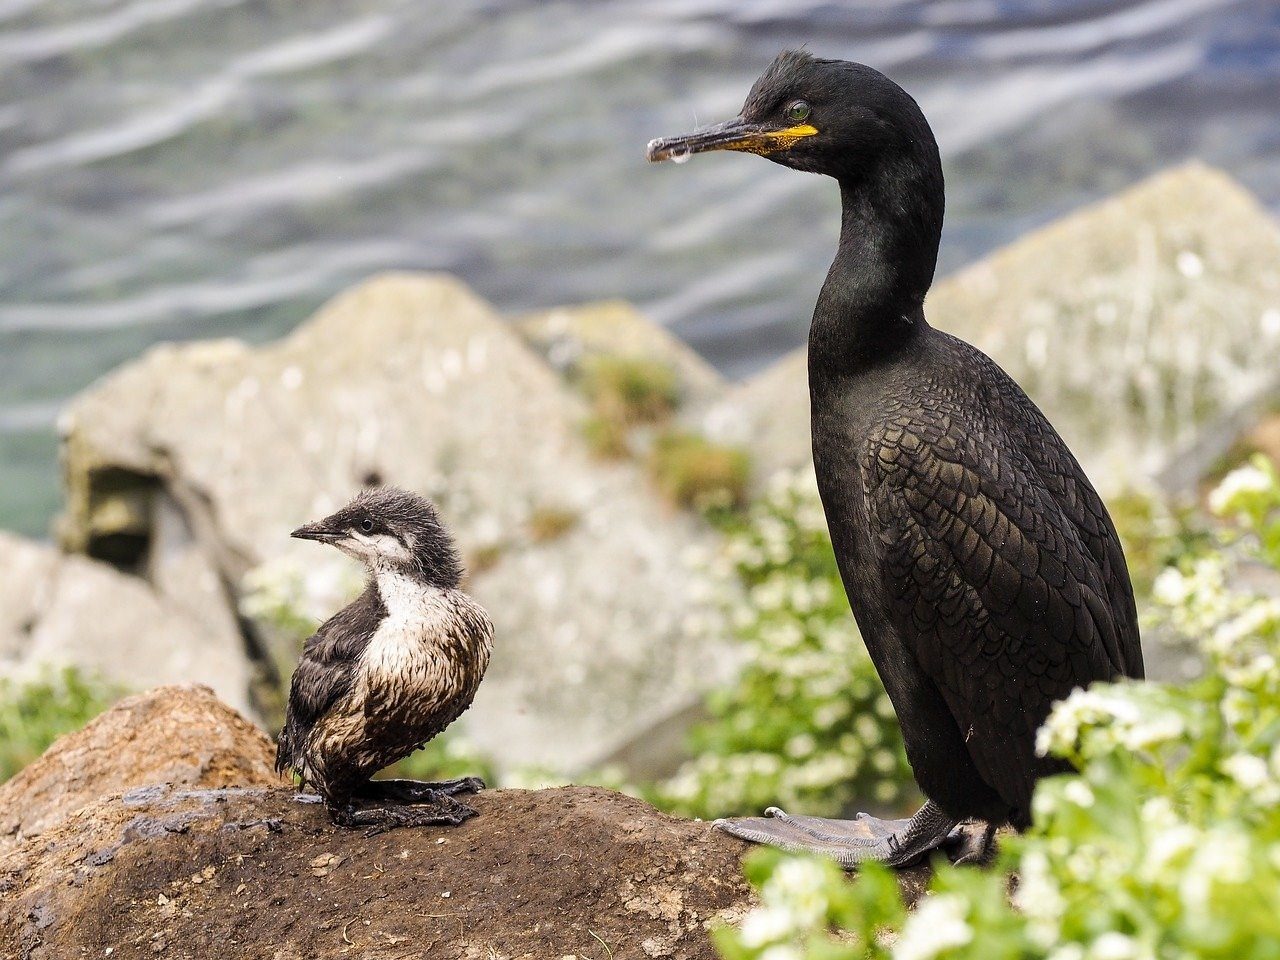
[786,100,811,123]
[360,519,374,534]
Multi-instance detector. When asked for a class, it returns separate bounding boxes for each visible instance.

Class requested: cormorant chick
[648,51,1143,866]
[276,487,494,835]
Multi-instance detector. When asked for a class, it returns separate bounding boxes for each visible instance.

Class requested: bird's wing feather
[982,361,1143,679]
[275,585,383,775]
[864,404,1131,814]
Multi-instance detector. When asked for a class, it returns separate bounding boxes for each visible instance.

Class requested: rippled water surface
[1,0,1278,534]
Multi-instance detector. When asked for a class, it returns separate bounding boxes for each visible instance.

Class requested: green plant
[717,455,1280,960]
[582,412,632,459]
[384,735,498,784]
[1105,487,1210,596]
[581,355,681,426]
[652,469,913,819]
[0,667,123,782]
[649,430,752,514]
[527,505,580,543]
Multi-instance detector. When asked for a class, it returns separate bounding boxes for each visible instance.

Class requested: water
[1,0,1278,536]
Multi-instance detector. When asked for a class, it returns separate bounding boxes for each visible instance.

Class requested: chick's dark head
[291,487,463,587]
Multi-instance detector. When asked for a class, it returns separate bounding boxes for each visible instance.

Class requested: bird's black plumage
[649,50,1142,860]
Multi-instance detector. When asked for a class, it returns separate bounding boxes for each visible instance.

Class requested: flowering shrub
[717,455,1280,960]
[653,469,913,819]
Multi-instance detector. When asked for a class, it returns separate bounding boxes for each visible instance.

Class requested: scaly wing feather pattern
[973,345,1143,680]
[865,396,1132,816]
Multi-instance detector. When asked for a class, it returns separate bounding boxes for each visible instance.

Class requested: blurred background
[2,0,1280,824]
[2,0,1279,535]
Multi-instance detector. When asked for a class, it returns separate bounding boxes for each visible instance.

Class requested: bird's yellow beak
[646,117,818,163]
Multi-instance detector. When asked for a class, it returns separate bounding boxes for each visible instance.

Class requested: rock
[0,785,754,960]
[57,273,730,773]
[0,684,279,850]
[0,533,255,716]
[734,163,1280,492]
[0,686,755,960]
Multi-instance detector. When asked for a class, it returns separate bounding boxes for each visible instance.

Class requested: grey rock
[516,298,725,410]
[0,533,254,714]
[58,273,731,774]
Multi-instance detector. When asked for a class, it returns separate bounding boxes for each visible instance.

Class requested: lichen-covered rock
[517,299,725,412]
[0,684,279,851]
[57,273,730,773]
[733,163,1280,492]
[0,533,254,716]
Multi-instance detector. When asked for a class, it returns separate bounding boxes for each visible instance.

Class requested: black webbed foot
[944,820,998,865]
[355,776,485,804]
[328,791,478,837]
[714,800,958,869]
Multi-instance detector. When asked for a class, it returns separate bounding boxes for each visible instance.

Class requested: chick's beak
[290,520,345,543]
[646,116,818,163]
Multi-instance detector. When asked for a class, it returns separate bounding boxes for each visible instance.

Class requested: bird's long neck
[809,164,943,377]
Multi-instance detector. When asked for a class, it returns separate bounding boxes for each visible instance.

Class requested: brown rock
[0,685,945,960]
[0,781,754,960]
[0,684,280,850]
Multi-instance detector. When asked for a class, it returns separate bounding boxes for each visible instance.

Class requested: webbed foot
[945,820,998,865]
[328,791,477,837]
[714,800,958,869]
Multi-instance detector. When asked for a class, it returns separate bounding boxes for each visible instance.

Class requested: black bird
[276,487,494,834]
[648,51,1143,866]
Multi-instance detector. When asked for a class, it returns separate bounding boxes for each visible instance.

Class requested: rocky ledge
[0,686,943,959]
[0,686,761,960]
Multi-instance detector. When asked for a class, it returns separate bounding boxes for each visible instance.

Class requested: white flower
[1012,850,1065,948]
[762,857,831,927]
[1222,753,1271,790]
[1141,823,1197,877]
[1151,567,1191,607]
[1208,462,1272,516]
[1089,931,1140,960]
[738,907,793,948]
[893,894,972,960]
[1063,780,1095,808]
[1038,686,1184,757]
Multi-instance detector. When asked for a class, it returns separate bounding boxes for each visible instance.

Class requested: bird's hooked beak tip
[646,118,818,164]
[291,523,343,543]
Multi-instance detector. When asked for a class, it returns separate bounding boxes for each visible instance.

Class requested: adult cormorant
[647,50,1143,866]
[277,487,493,835]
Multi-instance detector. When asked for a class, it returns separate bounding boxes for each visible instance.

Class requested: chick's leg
[328,790,477,837]
[355,776,485,804]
